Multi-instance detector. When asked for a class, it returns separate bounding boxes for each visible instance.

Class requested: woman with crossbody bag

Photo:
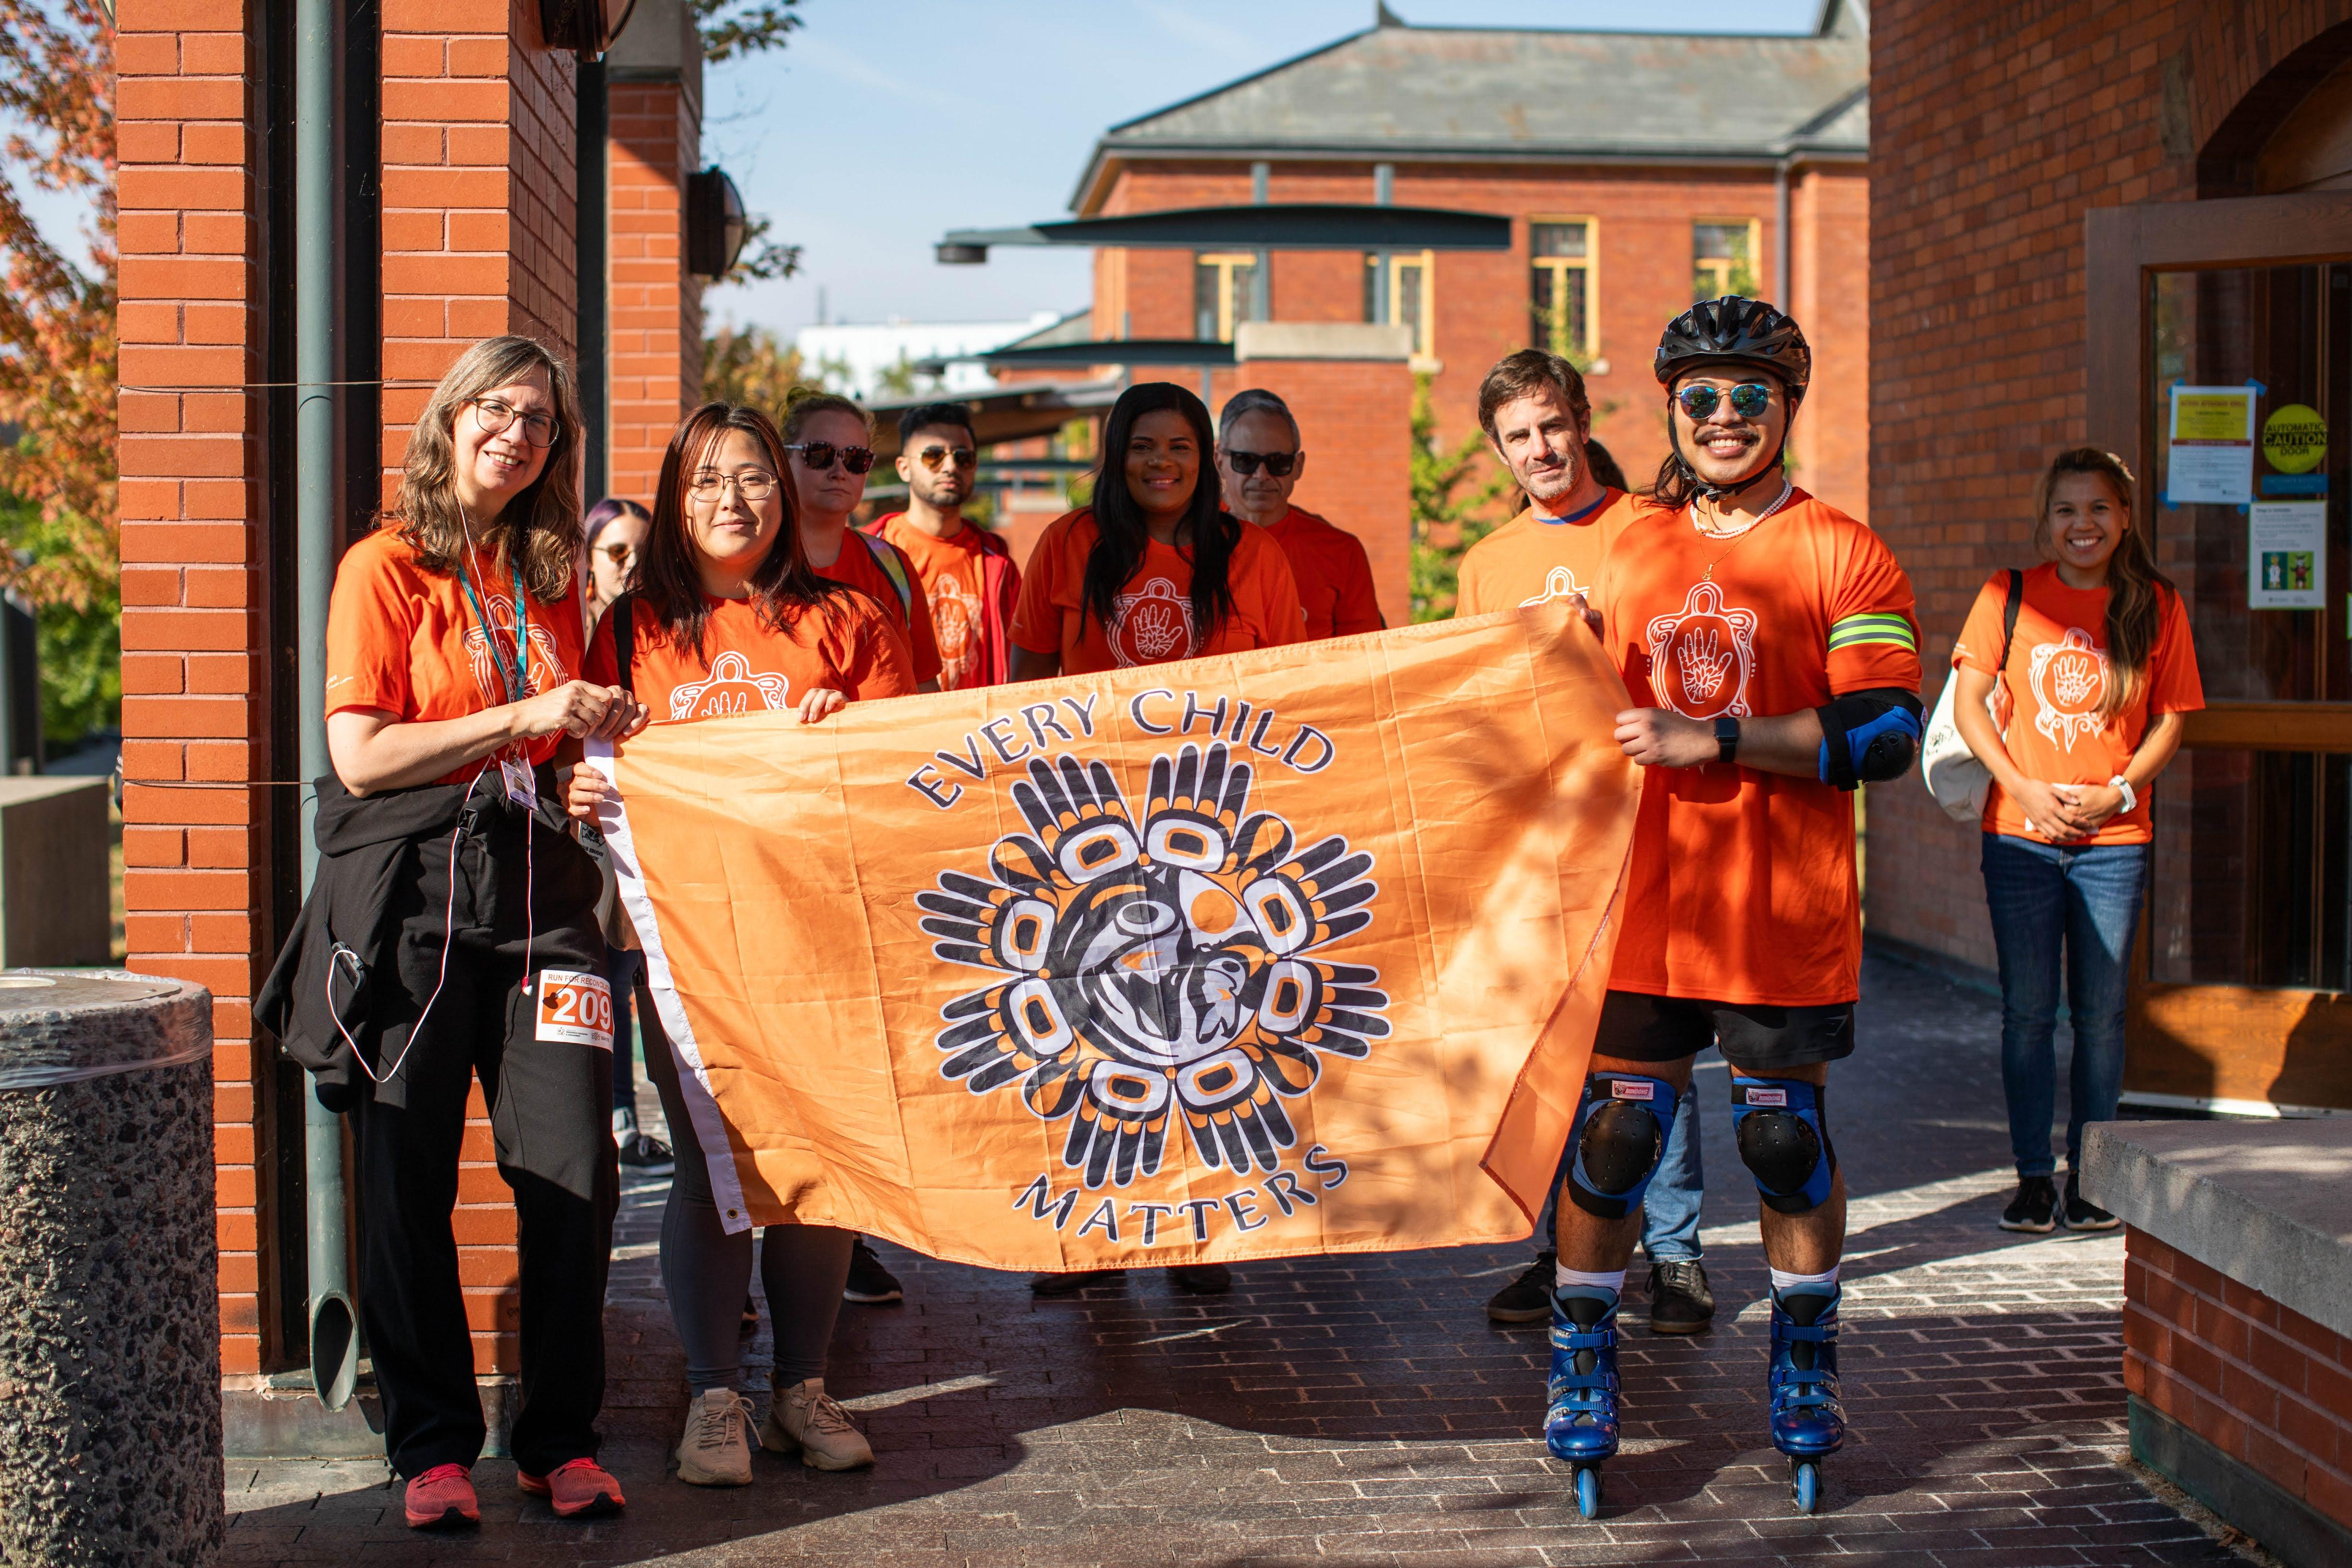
[1943,449,2203,1236]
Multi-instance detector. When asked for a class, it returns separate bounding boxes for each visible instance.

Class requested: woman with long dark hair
[1009,380,1302,678]
[567,401,914,1487]
[1948,447,2203,1234]
[286,334,647,1528]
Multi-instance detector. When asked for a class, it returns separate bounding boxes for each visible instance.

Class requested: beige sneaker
[674,1387,754,1486]
[757,1377,874,1471]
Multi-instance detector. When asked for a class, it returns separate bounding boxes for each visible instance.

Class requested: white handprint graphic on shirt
[1644,580,1758,720]
[1677,628,1736,707]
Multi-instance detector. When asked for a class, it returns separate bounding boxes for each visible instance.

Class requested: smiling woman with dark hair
[1009,380,1303,679]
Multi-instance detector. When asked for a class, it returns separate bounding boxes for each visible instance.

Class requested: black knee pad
[1564,1072,1679,1220]
[1730,1076,1836,1214]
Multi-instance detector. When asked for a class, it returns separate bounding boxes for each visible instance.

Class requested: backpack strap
[1997,568,2023,673]
[856,529,916,623]
[611,592,635,695]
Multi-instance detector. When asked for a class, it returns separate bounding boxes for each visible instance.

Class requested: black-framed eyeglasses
[467,396,560,448]
[917,444,977,471]
[1225,449,1298,477]
[786,441,876,475]
[687,470,780,504]
[1675,382,1773,421]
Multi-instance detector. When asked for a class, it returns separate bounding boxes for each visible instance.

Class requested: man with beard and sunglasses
[1540,299,1921,1517]
[781,388,943,693]
[1213,389,1381,640]
[865,401,1020,690]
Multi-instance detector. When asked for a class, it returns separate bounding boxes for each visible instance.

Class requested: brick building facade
[1078,4,1871,567]
[118,0,705,1409]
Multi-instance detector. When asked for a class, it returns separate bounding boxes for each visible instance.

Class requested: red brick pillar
[115,0,269,1381]
[604,9,704,507]
[1230,324,1417,628]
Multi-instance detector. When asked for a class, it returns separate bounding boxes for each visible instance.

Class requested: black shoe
[1485,1250,1556,1323]
[2000,1175,2058,1233]
[843,1237,905,1304]
[1645,1258,1714,1335]
[1031,1268,1125,1298]
[2062,1171,2120,1232]
[617,1131,674,1176]
[1169,1263,1231,1295]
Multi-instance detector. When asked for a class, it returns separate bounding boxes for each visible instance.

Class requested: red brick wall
[2124,1229,2352,1528]
[606,80,700,507]
[116,0,266,1378]
[1090,158,1869,525]
[1865,0,2352,971]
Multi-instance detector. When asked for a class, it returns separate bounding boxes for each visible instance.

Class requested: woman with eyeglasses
[294,334,647,1529]
[567,401,914,1488]
[779,387,943,692]
[1009,379,1303,684]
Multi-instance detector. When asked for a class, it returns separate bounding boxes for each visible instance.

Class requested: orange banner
[589,602,1638,1271]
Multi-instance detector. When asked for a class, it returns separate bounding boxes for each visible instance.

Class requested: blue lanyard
[456,546,531,706]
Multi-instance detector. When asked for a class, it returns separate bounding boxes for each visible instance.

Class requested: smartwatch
[1714,715,1741,765]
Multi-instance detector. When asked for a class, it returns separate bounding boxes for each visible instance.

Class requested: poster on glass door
[2168,385,2257,505]
[2248,501,2327,610]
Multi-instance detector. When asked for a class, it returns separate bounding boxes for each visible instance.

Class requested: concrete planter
[0,972,220,1567]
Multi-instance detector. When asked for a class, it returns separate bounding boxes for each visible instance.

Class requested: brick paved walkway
[225,957,2246,1566]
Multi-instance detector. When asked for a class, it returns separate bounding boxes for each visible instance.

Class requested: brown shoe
[758,1378,874,1471]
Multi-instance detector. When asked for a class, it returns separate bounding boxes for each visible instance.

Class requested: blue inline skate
[1544,1287,1621,1519]
[1768,1282,1845,1513]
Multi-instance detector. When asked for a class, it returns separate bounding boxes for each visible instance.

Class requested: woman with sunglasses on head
[779,387,943,692]
[279,335,647,1530]
[567,401,915,1489]
[1009,379,1303,683]
[575,497,672,1176]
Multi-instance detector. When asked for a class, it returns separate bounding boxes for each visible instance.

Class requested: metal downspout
[1774,155,1793,310]
[295,0,358,1412]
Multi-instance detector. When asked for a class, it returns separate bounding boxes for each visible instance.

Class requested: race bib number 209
[535,969,615,1049]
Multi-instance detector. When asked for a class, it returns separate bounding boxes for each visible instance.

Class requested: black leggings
[638,987,851,1393]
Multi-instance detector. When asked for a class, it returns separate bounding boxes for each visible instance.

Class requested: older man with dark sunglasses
[1213,388,1382,640]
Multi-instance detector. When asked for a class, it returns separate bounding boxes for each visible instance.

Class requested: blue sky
[704,0,1826,333]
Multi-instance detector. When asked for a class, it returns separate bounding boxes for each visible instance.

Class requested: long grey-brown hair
[2031,447,2173,721]
[387,335,584,604]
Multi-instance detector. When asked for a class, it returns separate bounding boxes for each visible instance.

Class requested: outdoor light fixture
[936,242,990,265]
[687,169,748,279]
[539,0,639,60]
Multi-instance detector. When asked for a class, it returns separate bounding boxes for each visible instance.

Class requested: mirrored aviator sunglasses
[1226,449,1298,477]
[1675,382,1773,421]
[786,441,876,475]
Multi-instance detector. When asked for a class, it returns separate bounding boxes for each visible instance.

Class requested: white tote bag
[1920,569,2022,824]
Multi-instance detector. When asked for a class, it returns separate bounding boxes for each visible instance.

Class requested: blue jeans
[1536,1078,1703,1263]
[1980,833,2149,1179]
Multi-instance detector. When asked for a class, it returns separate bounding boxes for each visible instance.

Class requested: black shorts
[1592,989,1855,1074]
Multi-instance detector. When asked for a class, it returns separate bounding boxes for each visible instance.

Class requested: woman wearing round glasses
[299,334,647,1528]
[779,388,942,691]
[567,400,914,1488]
[1009,380,1303,682]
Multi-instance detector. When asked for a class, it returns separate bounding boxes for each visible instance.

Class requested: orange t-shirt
[1594,490,1923,1007]
[324,527,586,786]
[812,527,942,686]
[1009,508,1305,674]
[866,512,1018,690]
[1263,506,1383,639]
[582,591,915,719]
[1455,488,1643,618]
[1951,564,2204,845]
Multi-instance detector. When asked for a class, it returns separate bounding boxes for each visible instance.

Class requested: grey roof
[1074,2,1868,212]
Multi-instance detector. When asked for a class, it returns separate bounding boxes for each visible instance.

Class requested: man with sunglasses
[1214,389,1381,640]
[866,401,1021,690]
[1541,298,1921,1514]
[781,390,944,693]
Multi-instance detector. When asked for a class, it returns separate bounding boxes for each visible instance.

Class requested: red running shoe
[403,1463,479,1530]
[517,1457,626,1518]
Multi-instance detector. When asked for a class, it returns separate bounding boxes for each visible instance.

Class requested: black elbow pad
[1816,688,1923,790]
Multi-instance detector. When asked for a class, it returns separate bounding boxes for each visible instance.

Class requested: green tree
[702,323,813,410]
[1407,373,1511,623]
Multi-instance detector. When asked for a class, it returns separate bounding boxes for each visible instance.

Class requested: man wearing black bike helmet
[1538,297,1923,1517]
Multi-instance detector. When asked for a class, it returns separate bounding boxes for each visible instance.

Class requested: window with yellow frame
[1529,218,1594,358]
[1362,250,1437,362]
[1194,253,1260,342]
[1692,219,1761,301]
